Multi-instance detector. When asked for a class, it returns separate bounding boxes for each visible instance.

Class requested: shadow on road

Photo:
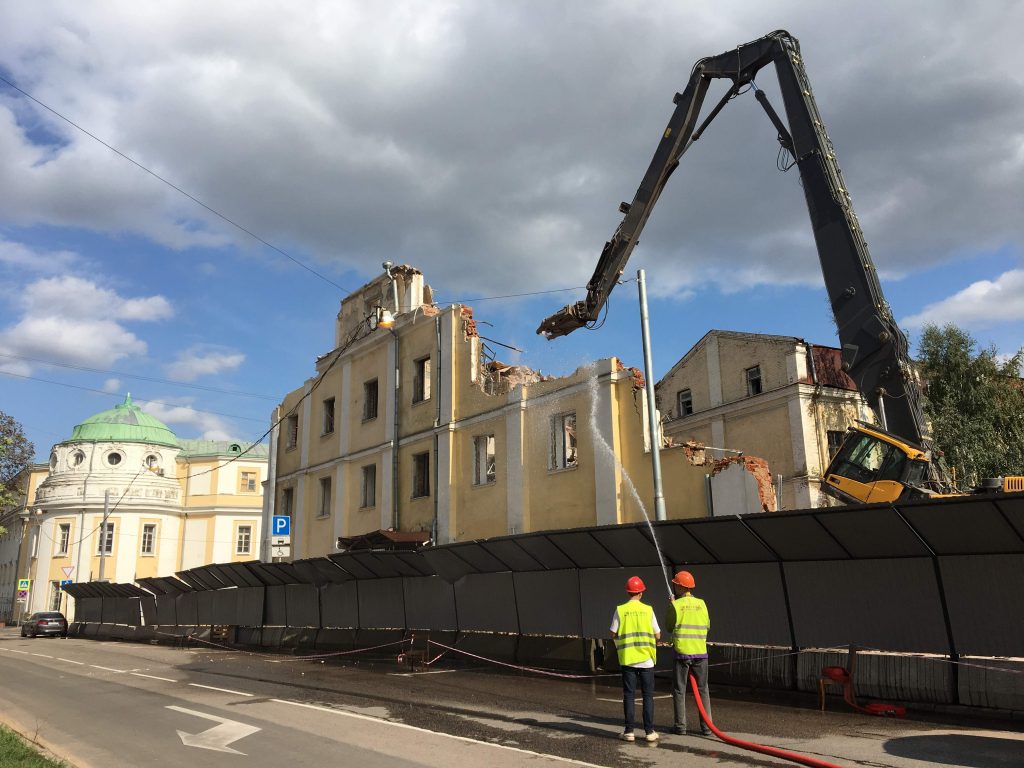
[885,734,1024,768]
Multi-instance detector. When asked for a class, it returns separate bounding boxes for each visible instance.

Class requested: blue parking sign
[272,515,291,536]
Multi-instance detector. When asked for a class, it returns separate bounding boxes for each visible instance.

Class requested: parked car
[20,612,68,638]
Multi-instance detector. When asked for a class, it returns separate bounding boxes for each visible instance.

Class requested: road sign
[271,535,290,547]
[272,515,291,536]
[17,578,30,591]
[60,580,72,587]
[16,590,28,602]
[271,543,290,559]
[61,566,75,578]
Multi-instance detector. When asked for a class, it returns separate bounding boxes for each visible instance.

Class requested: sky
[1,1,1022,461]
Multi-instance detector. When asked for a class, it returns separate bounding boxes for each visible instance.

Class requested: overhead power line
[0,351,278,400]
[0,73,352,294]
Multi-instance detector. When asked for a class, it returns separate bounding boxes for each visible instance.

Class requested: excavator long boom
[537,30,930,454]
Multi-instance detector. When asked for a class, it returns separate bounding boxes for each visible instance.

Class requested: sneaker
[645,731,659,742]
[619,731,635,742]
[671,726,685,736]
[700,727,713,737]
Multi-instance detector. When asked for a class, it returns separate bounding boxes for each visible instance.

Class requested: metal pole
[98,490,110,582]
[637,269,667,521]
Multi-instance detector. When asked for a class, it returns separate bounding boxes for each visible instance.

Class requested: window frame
[285,414,299,450]
[677,388,694,417]
[412,356,432,404]
[140,523,157,556]
[322,397,336,435]
[239,470,258,494]
[363,379,379,421]
[318,477,332,518]
[361,464,377,508]
[56,523,71,556]
[97,521,115,555]
[550,412,578,471]
[746,365,763,396]
[235,524,253,555]
[280,487,294,519]
[826,430,846,458]
[473,434,496,486]
[412,452,430,498]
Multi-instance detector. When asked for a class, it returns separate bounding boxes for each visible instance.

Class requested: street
[0,628,1021,768]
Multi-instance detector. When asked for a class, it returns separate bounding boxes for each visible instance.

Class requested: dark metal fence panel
[693,563,791,646]
[237,586,265,627]
[683,519,775,562]
[78,597,102,622]
[265,585,288,626]
[403,577,457,630]
[118,597,140,626]
[213,589,239,625]
[454,573,518,633]
[513,570,581,636]
[140,595,157,626]
[196,590,215,625]
[590,527,663,567]
[155,595,176,625]
[649,523,716,564]
[785,558,949,653]
[545,532,619,569]
[578,566,669,638]
[813,508,930,558]
[746,516,849,560]
[902,498,1024,555]
[286,583,320,628]
[358,578,405,629]
[320,582,359,628]
[939,554,1024,657]
[100,597,117,624]
[175,591,199,626]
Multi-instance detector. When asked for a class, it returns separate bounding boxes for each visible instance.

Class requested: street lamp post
[97,490,110,582]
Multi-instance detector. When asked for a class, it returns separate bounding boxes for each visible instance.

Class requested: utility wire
[0,73,351,295]
[0,370,267,423]
[0,351,278,400]
[434,286,585,304]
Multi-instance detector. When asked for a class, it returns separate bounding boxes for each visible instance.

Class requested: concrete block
[797,649,955,705]
[517,636,589,671]
[709,644,795,690]
[957,657,1024,711]
[314,628,357,651]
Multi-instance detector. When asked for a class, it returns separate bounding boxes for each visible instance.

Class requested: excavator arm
[537,30,940,500]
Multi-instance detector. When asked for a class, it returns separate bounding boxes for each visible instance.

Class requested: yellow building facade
[265,266,713,560]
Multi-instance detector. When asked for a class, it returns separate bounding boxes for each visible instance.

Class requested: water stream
[584,365,674,601]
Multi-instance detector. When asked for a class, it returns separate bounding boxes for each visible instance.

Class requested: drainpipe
[432,315,442,544]
[637,270,667,521]
[178,456,191,571]
[384,262,401,532]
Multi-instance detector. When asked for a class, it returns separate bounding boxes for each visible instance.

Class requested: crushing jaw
[536,300,590,339]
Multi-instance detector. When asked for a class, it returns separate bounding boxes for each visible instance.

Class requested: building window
[361,464,376,508]
[49,581,62,612]
[145,454,159,468]
[236,525,252,555]
[827,430,846,458]
[473,434,496,485]
[57,523,71,556]
[550,412,578,470]
[412,452,430,498]
[318,477,332,517]
[239,470,258,493]
[322,397,335,435]
[280,487,293,519]
[71,451,85,467]
[413,356,432,403]
[107,451,122,467]
[286,414,299,449]
[363,379,379,421]
[746,365,763,396]
[140,523,157,555]
[97,522,115,555]
[677,389,693,417]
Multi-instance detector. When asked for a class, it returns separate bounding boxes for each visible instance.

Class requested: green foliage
[0,725,68,767]
[1,410,35,518]
[918,324,1024,487]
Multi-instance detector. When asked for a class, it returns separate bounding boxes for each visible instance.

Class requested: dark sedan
[20,612,68,638]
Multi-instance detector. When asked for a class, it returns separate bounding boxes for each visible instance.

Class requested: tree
[917,324,1024,488]
[0,411,35,535]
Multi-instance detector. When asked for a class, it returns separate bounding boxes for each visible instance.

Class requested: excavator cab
[822,424,931,504]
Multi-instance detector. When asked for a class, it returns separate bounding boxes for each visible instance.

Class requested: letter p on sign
[272,516,291,536]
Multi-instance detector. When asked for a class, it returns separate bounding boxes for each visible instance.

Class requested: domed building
[17,395,267,619]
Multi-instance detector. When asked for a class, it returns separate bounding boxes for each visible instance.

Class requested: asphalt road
[0,628,1021,768]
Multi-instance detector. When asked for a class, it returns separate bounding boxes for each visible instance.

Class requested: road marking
[271,699,608,767]
[387,668,461,677]
[30,653,53,658]
[188,683,253,697]
[56,658,84,665]
[596,695,672,702]
[6,649,29,654]
[89,664,128,673]
[166,706,260,755]
[131,672,178,682]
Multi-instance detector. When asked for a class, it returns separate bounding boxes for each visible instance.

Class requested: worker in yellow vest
[610,575,661,742]
[666,570,712,736]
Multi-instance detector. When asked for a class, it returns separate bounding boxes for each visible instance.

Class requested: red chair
[818,645,857,711]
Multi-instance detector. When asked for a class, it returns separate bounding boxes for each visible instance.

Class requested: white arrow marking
[166,705,261,755]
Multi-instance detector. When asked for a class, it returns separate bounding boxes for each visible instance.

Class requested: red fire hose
[689,674,844,768]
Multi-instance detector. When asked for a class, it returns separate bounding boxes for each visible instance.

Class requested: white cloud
[102,378,120,393]
[165,346,245,382]
[0,237,78,274]
[901,270,1024,329]
[139,398,233,441]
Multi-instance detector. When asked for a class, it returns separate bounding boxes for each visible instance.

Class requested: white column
[592,363,619,526]
[505,398,525,536]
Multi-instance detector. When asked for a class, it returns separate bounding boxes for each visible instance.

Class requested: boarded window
[746,365,763,396]
[677,389,693,417]
[473,434,496,485]
[363,379,379,421]
[361,464,376,507]
[413,356,432,403]
[286,414,299,449]
[550,412,578,470]
[412,452,430,498]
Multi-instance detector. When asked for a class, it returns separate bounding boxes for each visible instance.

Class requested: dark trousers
[621,666,655,734]
[672,656,711,731]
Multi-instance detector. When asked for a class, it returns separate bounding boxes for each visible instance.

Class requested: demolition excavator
[537,29,1023,505]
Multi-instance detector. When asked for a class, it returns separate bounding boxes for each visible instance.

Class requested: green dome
[66,394,180,448]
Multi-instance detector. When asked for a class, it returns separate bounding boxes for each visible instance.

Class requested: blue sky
[1,2,1022,461]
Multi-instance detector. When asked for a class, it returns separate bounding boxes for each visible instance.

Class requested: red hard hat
[672,570,696,589]
[626,576,646,594]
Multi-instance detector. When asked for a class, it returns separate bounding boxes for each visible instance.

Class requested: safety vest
[671,594,710,658]
[615,600,657,667]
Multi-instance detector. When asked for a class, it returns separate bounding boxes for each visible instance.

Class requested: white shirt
[610,604,661,669]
